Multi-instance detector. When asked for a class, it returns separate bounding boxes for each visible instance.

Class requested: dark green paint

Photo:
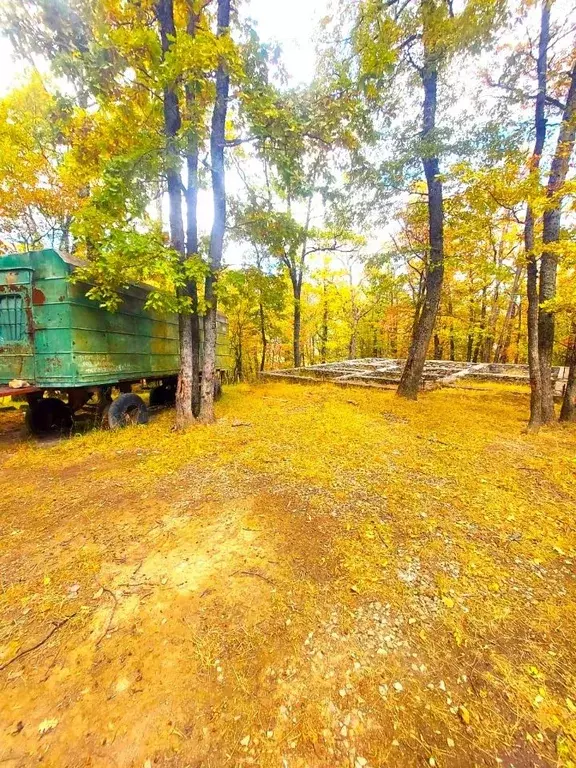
[0,249,231,388]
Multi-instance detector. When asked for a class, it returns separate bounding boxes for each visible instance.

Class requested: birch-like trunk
[156,0,195,428]
[199,0,231,423]
[525,0,550,429]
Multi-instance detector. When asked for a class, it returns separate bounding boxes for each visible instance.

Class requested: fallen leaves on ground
[0,381,575,767]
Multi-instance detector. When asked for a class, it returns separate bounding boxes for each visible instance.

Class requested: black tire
[214,379,223,401]
[107,393,149,429]
[26,397,73,436]
[149,382,176,407]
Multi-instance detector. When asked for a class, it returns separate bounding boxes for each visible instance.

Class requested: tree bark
[199,0,231,423]
[494,264,522,363]
[447,293,455,361]
[258,301,267,372]
[525,0,550,429]
[397,55,444,399]
[185,7,201,417]
[538,60,576,423]
[156,0,195,428]
[559,327,576,422]
[321,281,329,363]
[466,296,475,362]
[473,287,487,363]
[433,333,442,360]
[292,271,303,367]
[514,298,523,364]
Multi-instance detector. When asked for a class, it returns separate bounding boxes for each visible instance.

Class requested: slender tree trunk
[410,273,424,343]
[526,0,550,429]
[289,186,314,368]
[398,55,444,399]
[560,327,576,422]
[390,309,398,357]
[321,282,329,363]
[483,283,501,362]
[466,297,475,362]
[259,301,267,372]
[292,273,302,367]
[185,8,201,417]
[156,0,195,428]
[527,210,543,426]
[501,303,518,363]
[473,288,487,363]
[538,61,576,423]
[515,298,523,364]
[349,323,358,359]
[447,294,455,361]
[199,0,231,423]
[234,329,243,382]
[494,265,522,363]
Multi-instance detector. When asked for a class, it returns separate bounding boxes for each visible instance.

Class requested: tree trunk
[185,8,201,417]
[538,60,576,423]
[501,303,518,362]
[433,333,442,360]
[258,301,267,372]
[525,0,550,429]
[527,215,543,425]
[349,325,358,360]
[515,298,522,364]
[466,297,475,362]
[473,288,486,363]
[559,328,576,422]
[398,57,444,399]
[289,186,314,369]
[292,276,302,367]
[321,283,329,363]
[199,0,231,423]
[447,294,455,361]
[234,329,243,382]
[494,265,522,363]
[156,0,195,429]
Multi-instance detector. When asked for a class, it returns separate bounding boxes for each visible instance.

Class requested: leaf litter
[0,381,575,767]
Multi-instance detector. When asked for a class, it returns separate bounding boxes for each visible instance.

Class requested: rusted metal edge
[0,385,42,398]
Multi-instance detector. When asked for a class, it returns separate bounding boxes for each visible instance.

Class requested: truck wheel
[149,382,176,407]
[108,393,149,429]
[26,397,73,436]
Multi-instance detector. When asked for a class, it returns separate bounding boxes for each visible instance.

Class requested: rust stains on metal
[32,288,46,305]
[44,356,63,371]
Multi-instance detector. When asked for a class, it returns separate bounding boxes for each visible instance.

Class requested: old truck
[0,248,231,434]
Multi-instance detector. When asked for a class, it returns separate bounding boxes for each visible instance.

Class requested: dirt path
[1,382,575,767]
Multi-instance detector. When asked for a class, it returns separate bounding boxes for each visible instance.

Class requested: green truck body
[0,248,231,390]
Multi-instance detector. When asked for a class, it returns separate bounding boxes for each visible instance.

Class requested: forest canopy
[0,0,575,426]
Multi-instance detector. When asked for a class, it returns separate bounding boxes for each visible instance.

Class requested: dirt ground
[1,381,575,768]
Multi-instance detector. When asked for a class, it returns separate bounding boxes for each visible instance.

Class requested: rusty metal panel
[0,248,232,389]
[0,266,36,383]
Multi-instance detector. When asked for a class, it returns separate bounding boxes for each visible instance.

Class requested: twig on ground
[0,614,75,672]
[96,587,118,647]
[416,434,451,447]
[231,570,275,585]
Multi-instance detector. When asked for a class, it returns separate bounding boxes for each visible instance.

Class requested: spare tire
[107,393,149,429]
